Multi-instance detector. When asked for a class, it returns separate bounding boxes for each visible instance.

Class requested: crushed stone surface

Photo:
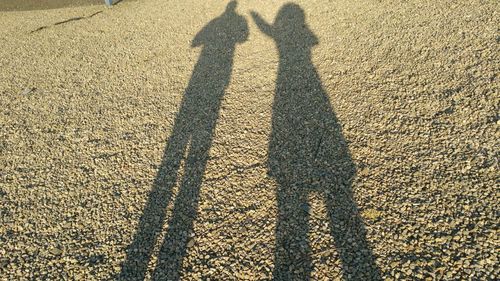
[0,0,498,280]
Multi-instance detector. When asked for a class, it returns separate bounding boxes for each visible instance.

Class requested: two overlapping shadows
[121,1,380,280]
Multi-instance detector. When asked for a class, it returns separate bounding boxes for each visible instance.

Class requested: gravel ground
[0,0,103,12]
[0,0,498,280]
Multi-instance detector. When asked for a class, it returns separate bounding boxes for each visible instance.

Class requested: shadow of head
[251,2,318,48]
[275,3,306,28]
[226,0,238,12]
[191,0,248,49]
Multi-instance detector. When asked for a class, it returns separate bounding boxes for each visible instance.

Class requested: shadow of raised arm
[251,11,274,37]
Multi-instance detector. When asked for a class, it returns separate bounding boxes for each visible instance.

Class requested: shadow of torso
[267,13,354,192]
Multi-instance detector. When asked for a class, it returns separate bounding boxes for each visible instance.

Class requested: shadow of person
[252,4,381,280]
[120,2,248,280]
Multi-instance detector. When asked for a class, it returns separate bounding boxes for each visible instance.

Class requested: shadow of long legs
[120,78,227,281]
[120,81,224,281]
[119,102,192,280]
[151,130,212,280]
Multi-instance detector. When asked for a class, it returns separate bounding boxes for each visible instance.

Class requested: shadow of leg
[273,185,312,281]
[152,126,212,281]
[324,187,382,280]
[119,119,190,280]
